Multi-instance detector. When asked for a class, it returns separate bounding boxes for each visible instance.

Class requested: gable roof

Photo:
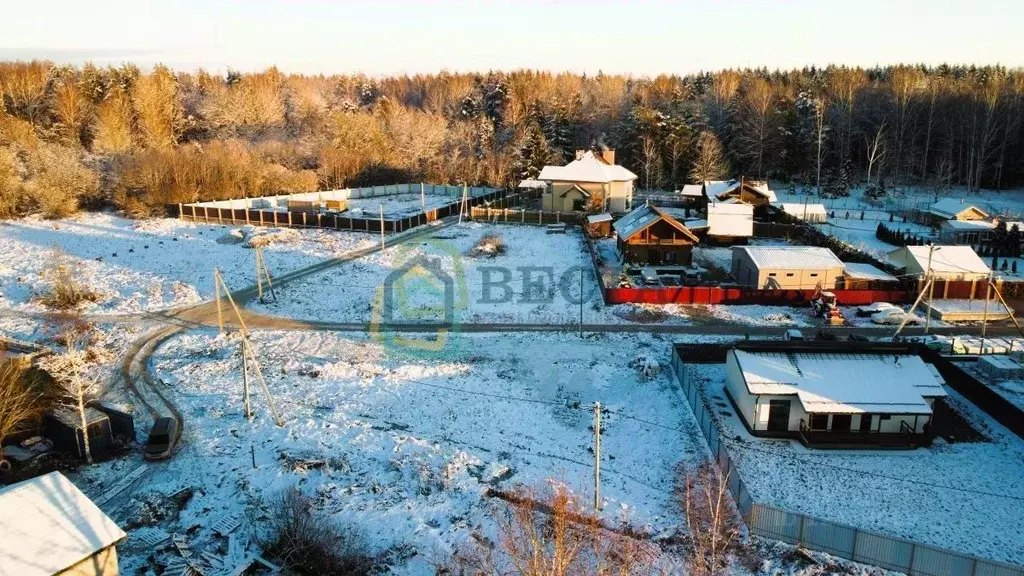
[0,472,126,575]
[927,198,989,220]
[612,205,699,243]
[558,183,590,198]
[842,262,898,282]
[886,246,990,275]
[733,246,844,270]
[730,349,944,415]
[707,179,778,203]
[537,151,637,184]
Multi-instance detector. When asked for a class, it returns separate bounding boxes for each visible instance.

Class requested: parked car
[871,308,923,325]
[784,329,805,341]
[144,417,179,461]
[857,302,898,317]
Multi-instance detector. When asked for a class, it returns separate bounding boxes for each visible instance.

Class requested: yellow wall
[58,546,120,576]
[542,180,633,213]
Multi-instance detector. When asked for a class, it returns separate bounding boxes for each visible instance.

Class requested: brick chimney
[600,150,616,165]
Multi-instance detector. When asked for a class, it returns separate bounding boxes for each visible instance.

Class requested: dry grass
[261,487,376,575]
[38,248,100,310]
[468,233,507,258]
[0,361,48,462]
[675,461,744,576]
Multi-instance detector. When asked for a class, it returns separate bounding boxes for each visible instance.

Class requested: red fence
[605,286,917,306]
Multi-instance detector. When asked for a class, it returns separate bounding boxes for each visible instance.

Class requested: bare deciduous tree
[41,326,99,464]
[675,462,743,576]
[690,131,729,183]
[865,122,887,185]
[0,362,45,466]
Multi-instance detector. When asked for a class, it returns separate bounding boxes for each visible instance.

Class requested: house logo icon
[370,248,465,355]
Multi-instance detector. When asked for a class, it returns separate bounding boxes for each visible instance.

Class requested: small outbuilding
[45,407,113,461]
[612,205,699,265]
[0,471,127,576]
[779,202,827,223]
[585,213,613,238]
[731,246,844,289]
[887,245,990,281]
[724,346,946,447]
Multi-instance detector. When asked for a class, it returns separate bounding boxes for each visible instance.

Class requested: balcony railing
[799,419,930,448]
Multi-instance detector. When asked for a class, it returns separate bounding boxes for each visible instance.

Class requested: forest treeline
[0,61,1022,218]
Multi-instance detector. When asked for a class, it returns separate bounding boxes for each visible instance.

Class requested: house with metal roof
[887,245,990,281]
[703,178,777,206]
[612,205,699,265]
[927,198,989,222]
[779,202,827,223]
[0,471,127,576]
[731,246,844,289]
[724,346,946,447]
[538,150,637,213]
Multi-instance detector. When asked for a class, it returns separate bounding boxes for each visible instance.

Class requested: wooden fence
[177,186,513,233]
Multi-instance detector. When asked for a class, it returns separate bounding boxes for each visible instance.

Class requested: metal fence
[669,348,1024,576]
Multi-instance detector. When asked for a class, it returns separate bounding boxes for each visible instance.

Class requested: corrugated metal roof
[612,205,697,242]
[887,246,990,275]
[842,262,897,281]
[731,350,943,414]
[734,246,843,270]
[538,151,637,183]
[0,472,127,575]
[941,220,995,231]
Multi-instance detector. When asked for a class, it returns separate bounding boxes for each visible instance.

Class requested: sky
[3,0,1022,76]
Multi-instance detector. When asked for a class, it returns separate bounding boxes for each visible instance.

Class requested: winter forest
[1,61,1023,217]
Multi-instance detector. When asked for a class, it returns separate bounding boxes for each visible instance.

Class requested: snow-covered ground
[773,184,1024,220]
[814,217,935,261]
[346,193,459,219]
[71,330,707,574]
[0,213,374,315]
[687,363,1024,565]
[955,360,1024,412]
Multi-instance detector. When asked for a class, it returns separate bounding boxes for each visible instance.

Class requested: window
[572,199,585,212]
[810,273,819,277]
[768,273,777,277]
[786,273,795,277]
[809,414,828,430]
[831,414,852,431]
[859,414,873,432]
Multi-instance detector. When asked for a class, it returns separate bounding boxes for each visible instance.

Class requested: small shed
[612,205,699,265]
[977,355,1024,380]
[779,202,827,223]
[586,213,613,238]
[0,471,127,576]
[927,198,989,222]
[45,407,113,461]
[887,246,990,281]
[731,246,844,289]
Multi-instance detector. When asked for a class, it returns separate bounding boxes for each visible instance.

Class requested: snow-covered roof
[730,349,944,414]
[887,246,990,276]
[779,203,827,218]
[517,179,547,189]
[679,184,704,197]
[538,151,637,184]
[941,220,995,231]
[733,246,843,270]
[612,205,697,242]
[707,203,753,237]
[0,472,127,576]
[928,198,989,220]
[587,213,613,224]
[707,179,777,202]
[842,262,898,282]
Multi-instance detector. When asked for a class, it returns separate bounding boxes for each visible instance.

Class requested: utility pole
[924,245,938,334]
[579,268,584,338]
[379,203,385,250]
[241,338,252,420]
[593,402,601,513]
[214,268,225,336]
[981,270,992,353]
[254,246,277,303]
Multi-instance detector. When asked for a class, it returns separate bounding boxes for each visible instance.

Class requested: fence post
[273,210,278,226]
[178,203,183,221]
[217,207,223,224]
[797,515,805,544]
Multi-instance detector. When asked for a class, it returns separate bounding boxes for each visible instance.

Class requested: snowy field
[773,184,1024,219]
[687,364,1024,565]
[346,193,459,219]
[0,213,374,315]
[72,330,707,574]
[814,217,934,261]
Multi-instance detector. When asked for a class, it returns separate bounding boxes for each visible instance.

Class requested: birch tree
[43,336,98,464]
[865,122,887,185]
[690,130,729,183]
